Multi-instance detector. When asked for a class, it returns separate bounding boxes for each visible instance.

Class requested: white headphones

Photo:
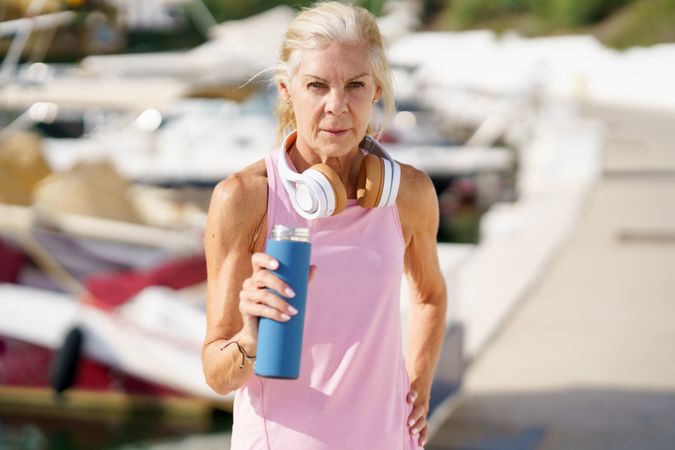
[278,130,401,220]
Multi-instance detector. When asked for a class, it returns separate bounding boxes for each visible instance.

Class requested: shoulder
[210,159,267,209]
[396,162,439,243]
[206,159,268,248]
[397,162,437,213]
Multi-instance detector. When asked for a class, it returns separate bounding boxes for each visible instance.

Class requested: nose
[325,88,347,115]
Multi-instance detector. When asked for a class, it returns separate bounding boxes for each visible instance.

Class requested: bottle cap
[271,224,310,242]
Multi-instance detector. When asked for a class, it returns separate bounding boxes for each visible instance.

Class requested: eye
[307,81,326,90]
[349,81,365,88]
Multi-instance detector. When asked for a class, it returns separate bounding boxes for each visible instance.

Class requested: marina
[1,1,674,448]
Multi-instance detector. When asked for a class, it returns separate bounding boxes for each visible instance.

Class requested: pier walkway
[428,104,675,450]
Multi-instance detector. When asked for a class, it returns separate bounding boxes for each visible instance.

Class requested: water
[0,411,232,450]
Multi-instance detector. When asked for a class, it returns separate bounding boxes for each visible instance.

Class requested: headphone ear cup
[311,163,348,215]
[357,154,384,208]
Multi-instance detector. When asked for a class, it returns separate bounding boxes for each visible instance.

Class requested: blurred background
[0,0,673,449]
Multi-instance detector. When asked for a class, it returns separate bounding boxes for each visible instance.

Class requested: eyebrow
[302,73,372,82]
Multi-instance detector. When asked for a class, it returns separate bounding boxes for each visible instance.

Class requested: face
[279,41,381,159]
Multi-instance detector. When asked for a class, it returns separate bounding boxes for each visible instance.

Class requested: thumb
[242,316,260,346]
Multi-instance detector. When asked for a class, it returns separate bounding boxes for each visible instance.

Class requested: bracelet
[220,340,256,369]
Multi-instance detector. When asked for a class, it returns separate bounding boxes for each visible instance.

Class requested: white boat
[78,1,420,86]
[79,5,296,90]
[0,242,471,421]
[0,1,421,113]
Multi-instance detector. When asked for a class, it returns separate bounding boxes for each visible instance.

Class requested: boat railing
[0,0,77,86]
[0,101,58,140]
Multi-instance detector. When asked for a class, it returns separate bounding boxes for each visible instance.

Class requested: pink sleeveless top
[230,150,422,450]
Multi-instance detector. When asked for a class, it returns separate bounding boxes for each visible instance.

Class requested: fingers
[406,394,428,446]
[243,254,317,323]
[240,287,298,322]
[245,268,296,298]
[419,426,428,447]
[240,297,295,322]
[241,253,300,323]
[407,403,426,432]
[251,252,279,272]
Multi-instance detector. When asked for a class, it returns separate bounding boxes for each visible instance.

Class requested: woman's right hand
[238,252,315,352]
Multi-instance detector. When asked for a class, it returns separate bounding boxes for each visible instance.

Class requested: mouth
[321,128,349,137]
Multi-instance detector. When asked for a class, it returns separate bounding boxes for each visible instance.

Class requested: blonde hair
[274,1,395,140]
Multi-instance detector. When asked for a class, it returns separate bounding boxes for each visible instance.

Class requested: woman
[202,2,446,449]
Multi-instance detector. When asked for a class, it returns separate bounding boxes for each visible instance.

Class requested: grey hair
[274,1,395,140]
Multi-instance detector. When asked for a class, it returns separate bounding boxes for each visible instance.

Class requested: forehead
[295,41,372,79]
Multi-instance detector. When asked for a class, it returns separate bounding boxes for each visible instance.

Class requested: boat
[0,286,226,421]
[0,126,220,418]
[0,1,421,114]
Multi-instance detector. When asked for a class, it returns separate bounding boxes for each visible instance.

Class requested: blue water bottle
[255,225,311,379]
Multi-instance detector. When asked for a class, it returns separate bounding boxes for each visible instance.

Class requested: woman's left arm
[397,164,448,447]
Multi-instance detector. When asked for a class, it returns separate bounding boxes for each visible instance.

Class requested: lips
[321,128,349,136]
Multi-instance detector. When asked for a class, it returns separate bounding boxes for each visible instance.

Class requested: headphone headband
[359,135,396,163]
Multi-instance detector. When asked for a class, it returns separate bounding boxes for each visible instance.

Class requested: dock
[428,103,675,449]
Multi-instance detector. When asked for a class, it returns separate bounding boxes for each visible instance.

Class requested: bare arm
[201,162,298,395]
[397,164,447,446]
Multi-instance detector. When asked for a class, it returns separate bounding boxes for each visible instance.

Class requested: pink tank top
[230,150,421,450]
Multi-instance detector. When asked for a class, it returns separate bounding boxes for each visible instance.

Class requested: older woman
[202,2,446,449]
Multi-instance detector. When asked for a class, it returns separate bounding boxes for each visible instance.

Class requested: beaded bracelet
[220,340,256,369]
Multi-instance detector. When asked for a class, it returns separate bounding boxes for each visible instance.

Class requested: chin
[320,135,359,155]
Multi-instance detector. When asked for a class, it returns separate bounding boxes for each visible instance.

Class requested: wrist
[236,331,257,356]
[409,379,431,401]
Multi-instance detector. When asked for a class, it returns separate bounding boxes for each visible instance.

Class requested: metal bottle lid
[271,224,310,242]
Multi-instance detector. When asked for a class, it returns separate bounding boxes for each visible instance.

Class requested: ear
[374,85,382,103]
[277,81,291,103]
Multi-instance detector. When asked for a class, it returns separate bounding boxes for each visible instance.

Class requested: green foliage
[421,0,447,21]
[358,0,388,16]
[597,0,675,48]
[435,0,675,48]
[540,0,634,27]
[446,0,636,29]
[126,29,204,53]
[451,0,528,28]
[200,0,386,22]
[201,0,310,22]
